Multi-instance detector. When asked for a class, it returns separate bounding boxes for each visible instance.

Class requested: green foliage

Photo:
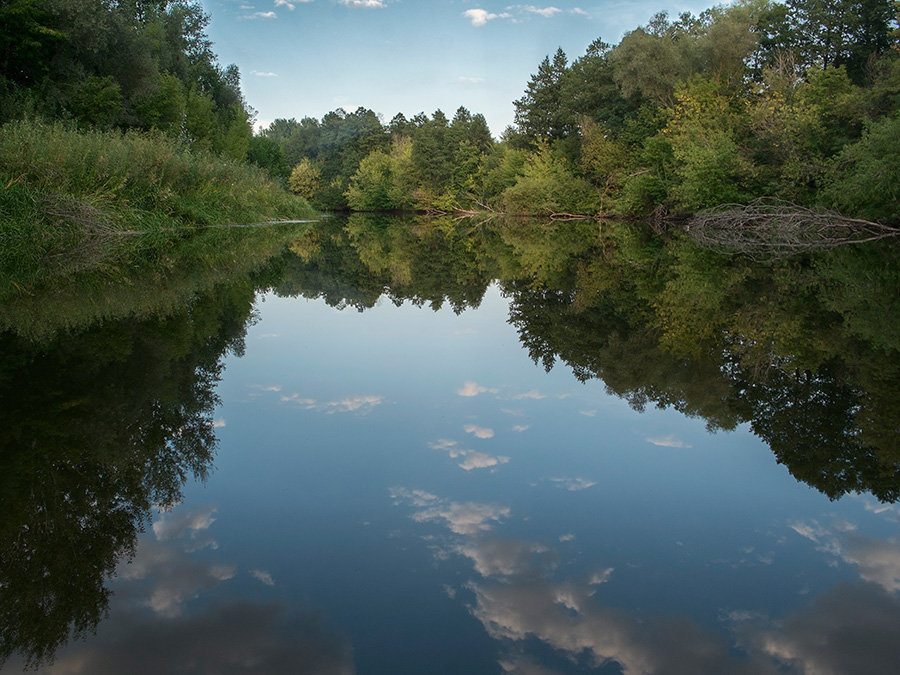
[500,143,600,215]
[288,158,323,200]
[0,121,314,242]
[823,112,900,222]
[0,0,254,160]
[247,135,289,179]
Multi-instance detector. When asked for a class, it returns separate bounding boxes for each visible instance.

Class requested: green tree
[513,48,573,142]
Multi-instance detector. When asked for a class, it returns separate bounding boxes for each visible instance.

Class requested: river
[1,214,898,673]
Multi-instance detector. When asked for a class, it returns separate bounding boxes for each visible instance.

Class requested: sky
[200,0,718,135]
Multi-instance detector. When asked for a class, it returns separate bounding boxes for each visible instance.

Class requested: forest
[258,0,900,222]
[0,0,898,230]
[0,0,314,235]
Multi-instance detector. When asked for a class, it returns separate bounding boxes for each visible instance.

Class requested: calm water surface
[1,215,898,673]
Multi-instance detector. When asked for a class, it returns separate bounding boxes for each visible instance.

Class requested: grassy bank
[0,120,315,237]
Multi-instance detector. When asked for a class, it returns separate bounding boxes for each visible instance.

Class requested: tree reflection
[0,282,255,668]
[280,215,899,502]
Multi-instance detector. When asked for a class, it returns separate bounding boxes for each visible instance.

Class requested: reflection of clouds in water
[33,600,355,674]
[458,452,510,471]
[469,581,758,674]
[390,487,509,535]
[118,538,235,618]
[250,569,275,587]
[428,439,510,472]
[455,538,551,578]
[645,434,692,449]
[739,582,900,675]
[280,393,384,414]
[458,381,497,397]
[464,424,495,439]
[548,477,596,492]
[589,568,614,585]
[498,654,562,674]
[152,505,217,542]
[513,390,546,400]
[792,519,900,592]
[248,384,283,398]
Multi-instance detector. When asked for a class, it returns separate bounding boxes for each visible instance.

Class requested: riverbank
[0,121,315,237]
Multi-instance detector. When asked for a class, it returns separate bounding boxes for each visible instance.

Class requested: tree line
[259,0,898,222]
[0,0,254,159]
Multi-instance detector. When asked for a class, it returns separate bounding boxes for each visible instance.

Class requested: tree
[288,158,322,200]
[513,48,573,142]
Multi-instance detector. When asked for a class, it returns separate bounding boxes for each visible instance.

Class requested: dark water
[1,215,899,673]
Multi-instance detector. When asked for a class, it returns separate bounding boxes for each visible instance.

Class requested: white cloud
[512,424,530,432]
[589,568,614,585]
[513,390,546,400]
[246,10,277,18]
[464,424,495,439]
[414,500,510,534]
[456,538,549,577]
[745,582,900,674]
[458,380,488,397]
[280,393,384,414]
[252,384,282,392]
[429,438,464,456]
[570,7,588,15]
[212,417,226,428]
[429,438,509,471]
[250,569,275,586]
[579,410,597,417]
[392,488,509,535]
[251,70,279,77]
[792,520,900,592]
[458,451,510,471]
[339,0,384,7]
[549,477,596,492]
[559,533,575,542]
[153,505,217,542]
[646,434,692,449]
[469,580,740,673]
[463,8,511,26]
[522,5,562,18]
[389,487,439,507]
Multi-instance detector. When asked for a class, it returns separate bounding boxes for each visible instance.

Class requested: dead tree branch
[686,198,900,260]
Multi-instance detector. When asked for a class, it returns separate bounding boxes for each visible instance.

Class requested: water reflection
[1,214,898,670]
[392,488,900,674]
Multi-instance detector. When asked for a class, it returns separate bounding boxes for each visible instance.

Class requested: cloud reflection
[280,393,384,414]
[428,439,509,472]
[31,600,355,674]
[548,477,596,492]
[792,519,900,592]
[390,487,509,535]
[464,424,495,439]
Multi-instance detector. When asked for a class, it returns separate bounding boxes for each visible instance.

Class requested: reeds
[0,120,315,235]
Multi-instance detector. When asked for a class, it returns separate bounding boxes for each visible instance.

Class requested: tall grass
[0,120,315,235]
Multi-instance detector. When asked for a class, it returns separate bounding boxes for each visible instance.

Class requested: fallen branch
[687,198,900,259]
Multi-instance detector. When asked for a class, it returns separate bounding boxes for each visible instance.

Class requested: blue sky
[201,0,718,135]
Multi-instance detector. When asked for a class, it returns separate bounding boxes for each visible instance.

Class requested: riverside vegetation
[258,0,899,225]
[0,0,314,247]
[0,0,897,239]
